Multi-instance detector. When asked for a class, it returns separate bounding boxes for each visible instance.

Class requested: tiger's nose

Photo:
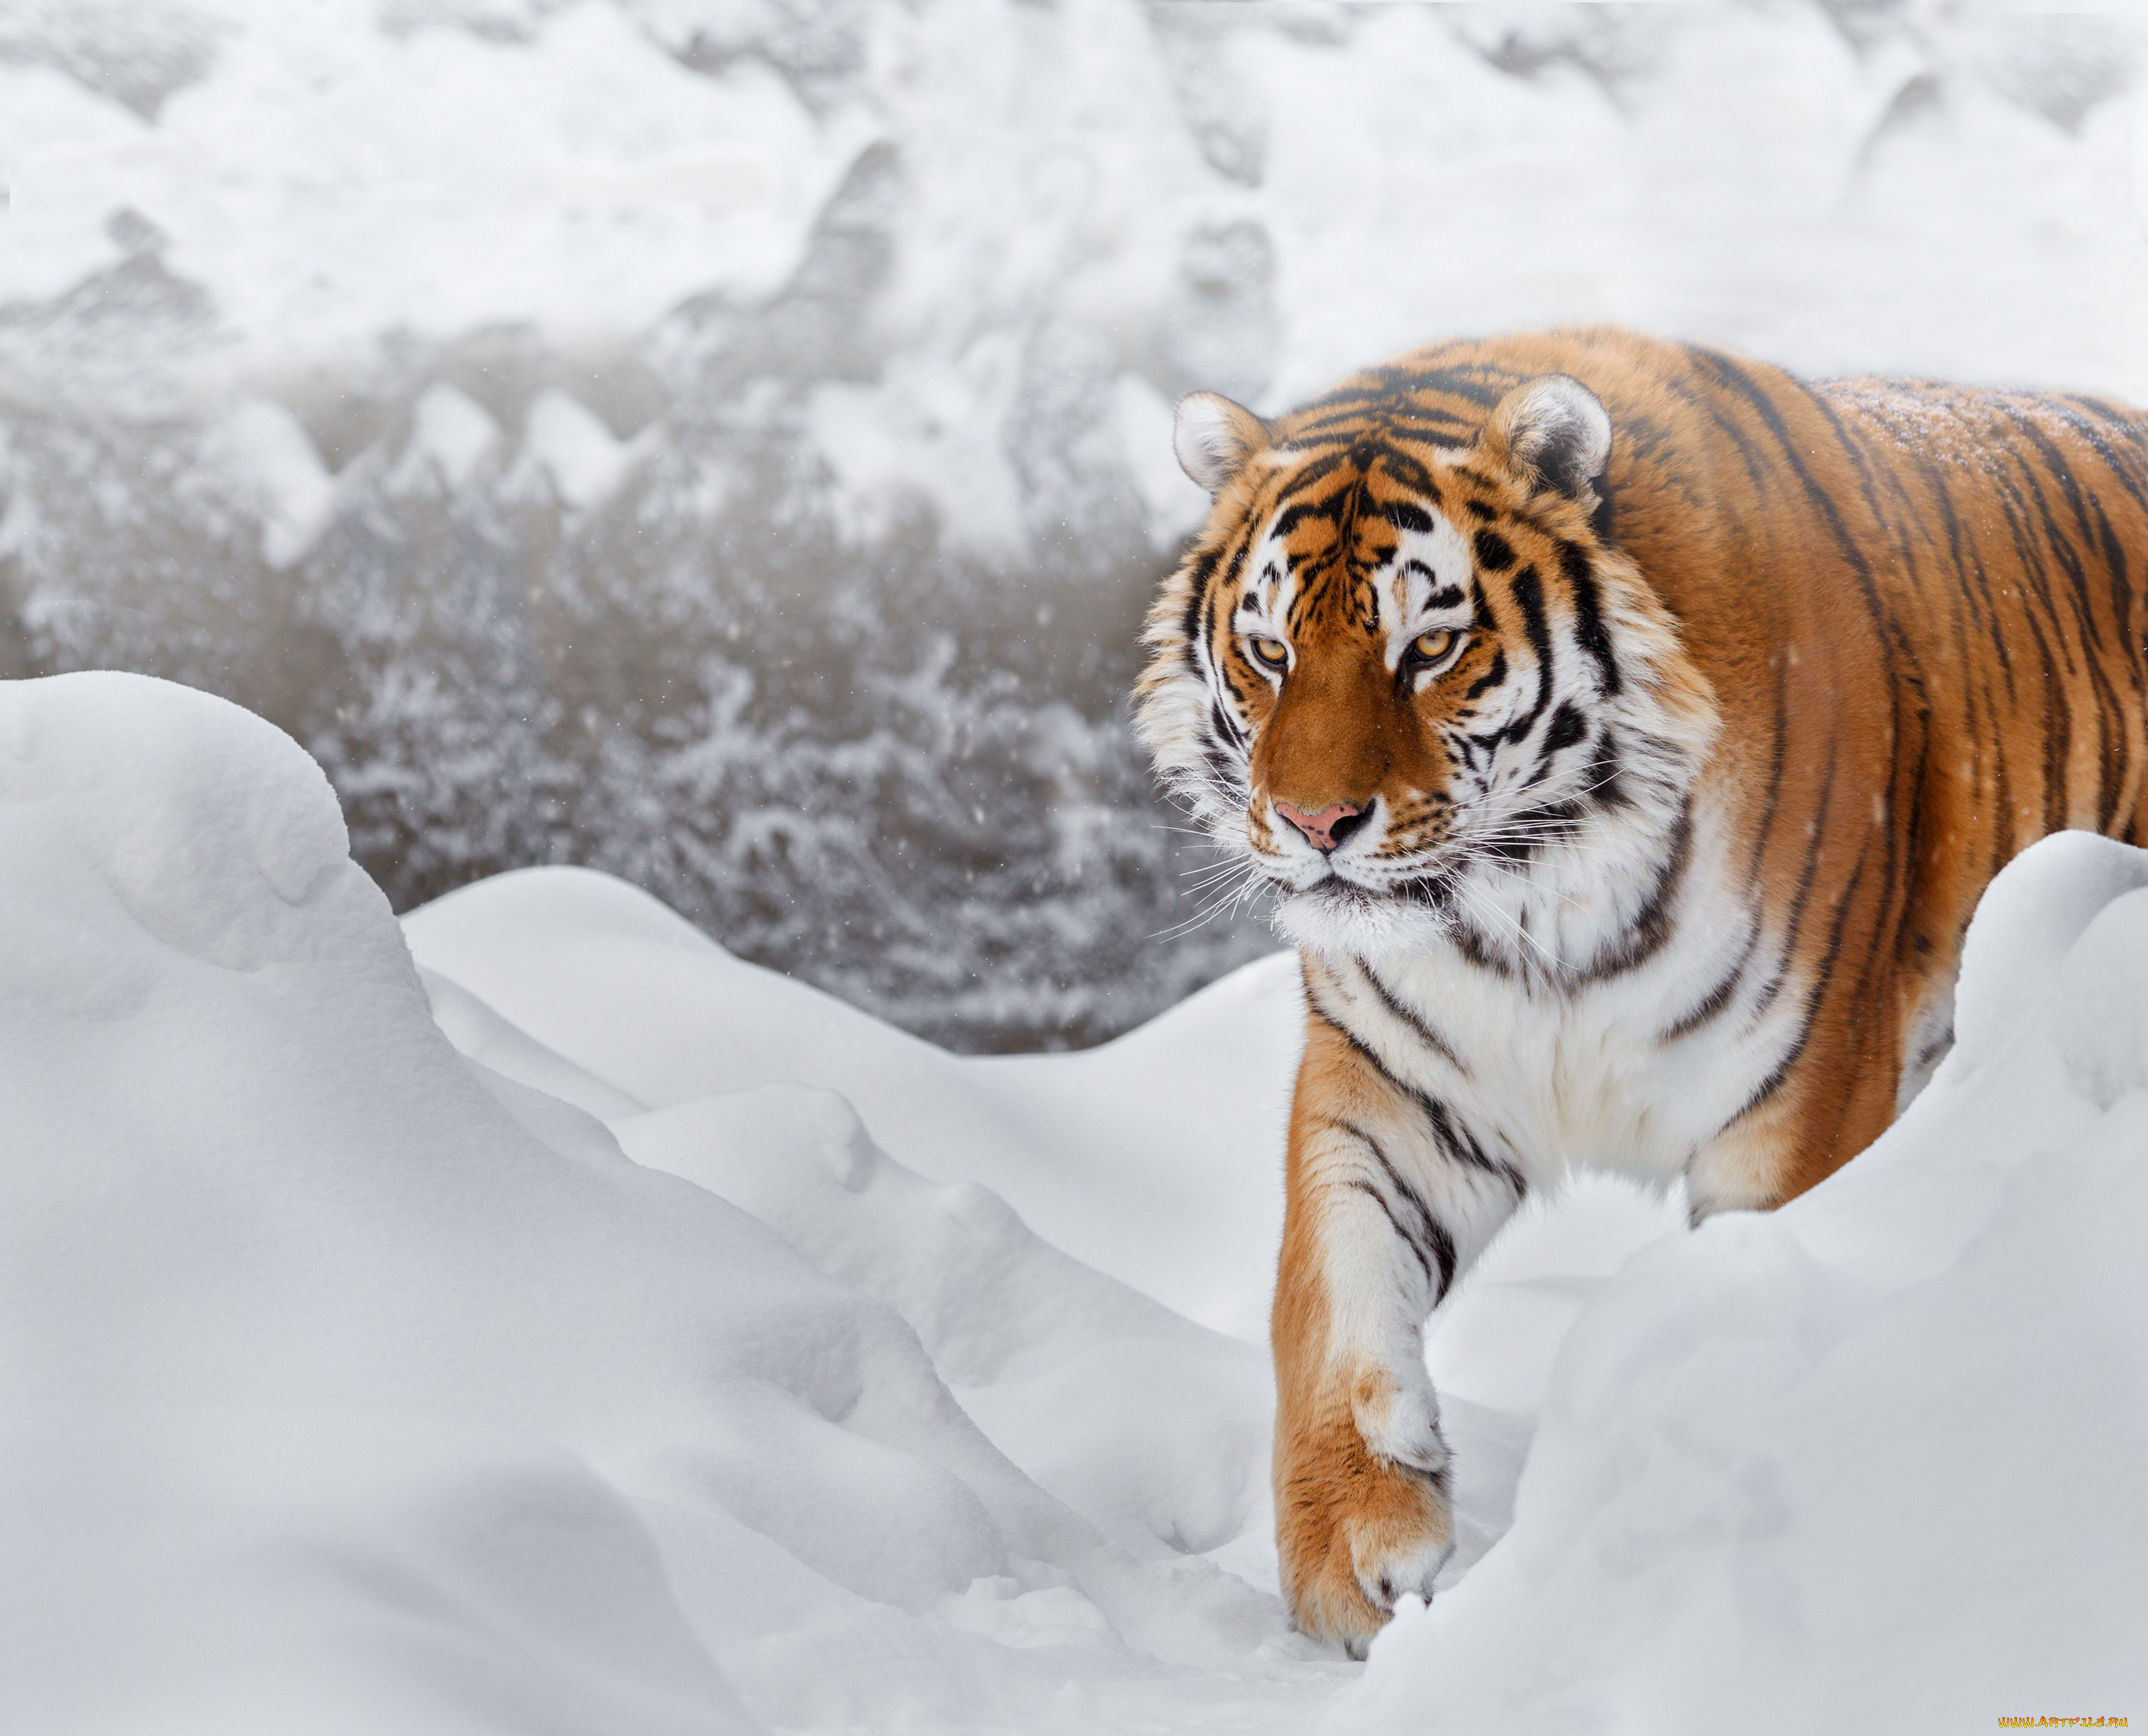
[1274,800,1367,853]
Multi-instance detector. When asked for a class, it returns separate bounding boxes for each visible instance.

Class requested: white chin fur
[1271,881,1455,957]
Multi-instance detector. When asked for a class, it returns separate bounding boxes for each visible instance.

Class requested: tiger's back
[1666,339,2139,1173]
[1137,327,2148,1652]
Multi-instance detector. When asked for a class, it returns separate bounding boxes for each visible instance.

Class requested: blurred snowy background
[3,0,2146,1049]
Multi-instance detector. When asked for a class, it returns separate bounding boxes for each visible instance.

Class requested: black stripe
[1483,797,1583,864]
[1559,540,1622,696]
[1376,445,1441,495]
[1177,545,1221,667]
[1585,727,1628,811]
[2048,394,2148,525]
[1448,913,1517,980]
[1980,436,2077,832]
[1310,995,1421,1096]
[1748,732,1838,1023]
[1419,1095,1524,1199]
[1538,701,1589,764]
[1271,496,1338,540]
[1506,563,1555,743]
[1463,647,1508,702]
[1730,826,1877,1133]
[1339,1125,1457,1302]
[1999,403,2129,830]
[1345,1177,1441,1296]
[1742,657,1790,900]
[2088,491,2134,674]
[1722,1042,1798,1134]
[1307,998,1523,1197]
[1354,959,1471,1077]
[1658,921,1758,1042]
[1575,800,1692,982]
[1697,352,1919,693]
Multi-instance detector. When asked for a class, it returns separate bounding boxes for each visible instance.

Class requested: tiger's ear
[1174,392,1271,495]
[1481,375,1611,505]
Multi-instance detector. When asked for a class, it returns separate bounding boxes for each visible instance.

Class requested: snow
[0,671,1331,1733]
[0,1,869,384]
[512,388,647,515]
[389,383,502,495]
[1112,370,1212,547]
[400,864,1308,1341]
[7,670,2145,1730]
[8,2,2148,1057]
[9,3,2145,445]
[5,3,2146,1722]
[196,396,339,567]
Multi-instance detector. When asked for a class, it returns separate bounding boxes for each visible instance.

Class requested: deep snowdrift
[0,673,1331,1734]
[5,670,2146,1732]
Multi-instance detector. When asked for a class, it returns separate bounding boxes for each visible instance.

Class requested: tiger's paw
[1276,1390,1455,1658]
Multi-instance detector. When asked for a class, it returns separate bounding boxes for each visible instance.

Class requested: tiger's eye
[1249,635,1290,668]
[1412,629,1457,663]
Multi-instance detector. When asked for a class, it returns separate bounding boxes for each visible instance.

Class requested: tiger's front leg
[1273,1004,1527,1656]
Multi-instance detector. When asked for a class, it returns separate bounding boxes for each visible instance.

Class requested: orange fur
[1273,1014,1456,1655]
[1137,329,2148,1651]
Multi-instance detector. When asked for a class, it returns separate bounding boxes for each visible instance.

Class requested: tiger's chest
[1339,817,1806,1192]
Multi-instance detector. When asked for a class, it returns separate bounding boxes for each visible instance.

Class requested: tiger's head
[1136,372,1718,963]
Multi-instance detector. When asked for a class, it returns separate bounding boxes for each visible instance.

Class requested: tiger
[1133,327,2148,1655]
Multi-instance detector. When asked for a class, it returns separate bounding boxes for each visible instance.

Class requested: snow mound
[1337,831,2148,1731]
[401,867,1308,1341]
[0,672,1324,1734]
[614,1084,1273,1566]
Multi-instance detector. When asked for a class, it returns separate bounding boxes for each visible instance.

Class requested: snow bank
[402,867,1308,1341]
[1337,832,2148,1731]
[0,672,1326,1733]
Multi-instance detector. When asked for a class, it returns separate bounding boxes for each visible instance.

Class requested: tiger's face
[1139,374,1716,960]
